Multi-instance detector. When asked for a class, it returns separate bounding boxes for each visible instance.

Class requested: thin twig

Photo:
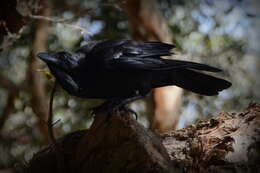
[29,14,93,35]
[52,119,61,126]
[48,80,57,143]
[47,80,68,172]
[29,14,70,22]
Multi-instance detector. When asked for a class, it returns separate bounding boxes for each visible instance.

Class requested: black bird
[37,39,231,112]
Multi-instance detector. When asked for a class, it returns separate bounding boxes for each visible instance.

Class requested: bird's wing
[86,39,221,72]
[86,39,173,60]
[109,58,222,72]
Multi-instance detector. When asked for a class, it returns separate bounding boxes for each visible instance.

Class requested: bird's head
[37,51,82,96]
[37,51,80,71]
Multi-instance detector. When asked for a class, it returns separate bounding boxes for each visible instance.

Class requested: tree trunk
[122,0,183,133]
[26,0,51,142]
[18,103,260,173]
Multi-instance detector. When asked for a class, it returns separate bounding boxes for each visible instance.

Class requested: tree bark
[18,103,260,173]
[72,112,176,173]
[163,103,260,173]
[27,0,51,142]
[122,0,183,133]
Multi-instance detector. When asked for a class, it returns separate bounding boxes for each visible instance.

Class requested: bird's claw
[90,101,119,115]
[90,102,138,120]
[119,106,138,120]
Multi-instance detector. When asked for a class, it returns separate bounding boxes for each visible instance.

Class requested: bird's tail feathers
[162,59,222,72]
[154,69,231,96]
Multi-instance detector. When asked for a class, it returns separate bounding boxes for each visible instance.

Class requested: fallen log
[17,103,260,173]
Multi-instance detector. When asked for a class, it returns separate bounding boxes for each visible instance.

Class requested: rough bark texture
[17,103,260,173]
[26,0,51,142]
[17,112,178,173]
[163,103,260,173]
[123,0,183,132]
[72,112,176,173]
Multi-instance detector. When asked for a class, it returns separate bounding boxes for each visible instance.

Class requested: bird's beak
[37,52,58,64]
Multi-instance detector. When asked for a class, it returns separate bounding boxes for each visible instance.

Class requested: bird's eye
[60,52,67,58]
[56,52,69,60]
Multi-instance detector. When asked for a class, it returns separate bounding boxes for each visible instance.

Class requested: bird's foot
[90,100,120,116]
[119,105,138,120]
[90,101,138,120]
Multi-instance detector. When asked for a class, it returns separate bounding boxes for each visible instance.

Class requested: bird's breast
[76,70,148,99]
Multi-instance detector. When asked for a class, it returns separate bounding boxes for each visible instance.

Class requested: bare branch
[28,14,71,23]
[48,80,57,144]
[29,14,93,36]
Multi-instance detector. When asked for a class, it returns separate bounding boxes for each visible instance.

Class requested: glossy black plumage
[37,39,231,108]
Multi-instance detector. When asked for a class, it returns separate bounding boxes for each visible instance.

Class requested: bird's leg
[117,95,144,107]
[116,95,144,120]
[90,98,125,117]
[119,106,138,120]
[90,99,119,116]
[91,95,144,118]
[117,95,145,119]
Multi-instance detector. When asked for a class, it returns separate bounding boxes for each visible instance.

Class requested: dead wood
[17,103,259,173]
[163,103,260,173]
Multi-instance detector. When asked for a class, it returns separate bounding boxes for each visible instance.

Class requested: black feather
[153,69,231,96]
[37,38,232,107]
